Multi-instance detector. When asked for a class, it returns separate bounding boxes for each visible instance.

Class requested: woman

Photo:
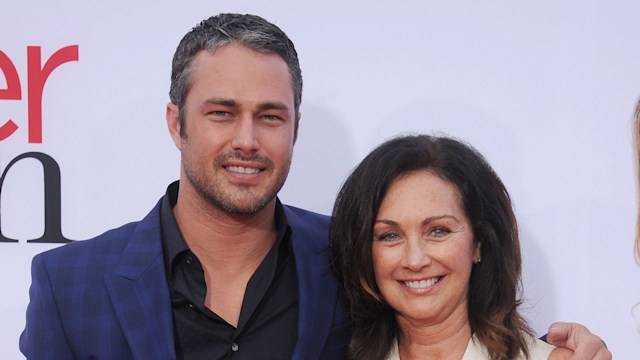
[329,134,572,359]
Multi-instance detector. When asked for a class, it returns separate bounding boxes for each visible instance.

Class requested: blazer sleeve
[20,254,75,359]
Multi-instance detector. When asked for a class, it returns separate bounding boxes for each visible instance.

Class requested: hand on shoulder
[548,347,572,360]
[546,322,611,360]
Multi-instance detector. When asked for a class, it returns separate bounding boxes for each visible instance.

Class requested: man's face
[167,44,298,215]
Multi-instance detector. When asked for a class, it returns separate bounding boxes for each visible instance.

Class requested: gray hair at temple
[169,13,303,136]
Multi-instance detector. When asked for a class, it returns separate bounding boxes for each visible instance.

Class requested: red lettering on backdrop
[27,45,79,143]
[0,50,22,141]
[0,46,79,243]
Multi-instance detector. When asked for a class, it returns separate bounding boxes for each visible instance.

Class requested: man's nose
[231,115,259,153]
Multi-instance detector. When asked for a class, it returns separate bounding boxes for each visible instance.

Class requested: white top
[386,334,555,360]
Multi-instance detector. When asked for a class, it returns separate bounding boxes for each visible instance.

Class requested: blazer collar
[104,199,176,359]
[285,206,341,360]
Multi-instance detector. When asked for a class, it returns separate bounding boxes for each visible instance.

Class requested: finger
[546,322,569,345]
[570,335,608,360]
[546,322,571,345]
[592,348,612,360]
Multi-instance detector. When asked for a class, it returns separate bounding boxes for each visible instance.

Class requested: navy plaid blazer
[20,198,350,359]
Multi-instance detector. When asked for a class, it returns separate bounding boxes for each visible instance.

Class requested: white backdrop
[1,0,639,358]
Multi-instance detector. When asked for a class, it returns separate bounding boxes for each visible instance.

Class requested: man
[20,13,610,360]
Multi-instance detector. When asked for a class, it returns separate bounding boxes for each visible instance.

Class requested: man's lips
[217,151,272,175]
[225,165,262,174]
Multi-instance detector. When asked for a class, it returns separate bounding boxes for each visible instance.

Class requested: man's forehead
[186,45,295,103]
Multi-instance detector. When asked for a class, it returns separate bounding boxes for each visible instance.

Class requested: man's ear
[166,102,183,150]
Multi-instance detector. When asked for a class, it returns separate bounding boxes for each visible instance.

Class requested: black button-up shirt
[161,182,298,359]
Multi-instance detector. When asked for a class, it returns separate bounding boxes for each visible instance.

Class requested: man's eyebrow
[204,98,239,108]
[256,102,290,112]
[202,99,290,112]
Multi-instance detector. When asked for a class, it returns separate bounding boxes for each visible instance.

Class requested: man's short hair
[169,13,303,131]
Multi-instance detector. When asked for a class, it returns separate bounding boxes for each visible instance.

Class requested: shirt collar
[160,180,291,280]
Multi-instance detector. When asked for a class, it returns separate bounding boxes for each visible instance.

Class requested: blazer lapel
[287,207,340,360]
[104,202,176,359]
[292,246,339,359]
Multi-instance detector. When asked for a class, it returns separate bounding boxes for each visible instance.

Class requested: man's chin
[208,194,275,216]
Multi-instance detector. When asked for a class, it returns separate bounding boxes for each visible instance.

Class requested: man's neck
[171,182,279,327]
[172,183,278,271]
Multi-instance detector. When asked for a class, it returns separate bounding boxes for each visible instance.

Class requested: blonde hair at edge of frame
[635,99,640,335]
[635,98,640,264]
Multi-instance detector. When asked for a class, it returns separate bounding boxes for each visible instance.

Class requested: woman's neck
[396,308,472,360]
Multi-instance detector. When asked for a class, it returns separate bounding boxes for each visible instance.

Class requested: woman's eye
[376,232,399,242]
[430,227,451,238]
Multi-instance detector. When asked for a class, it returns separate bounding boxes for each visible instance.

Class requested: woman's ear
[474,242,481,264]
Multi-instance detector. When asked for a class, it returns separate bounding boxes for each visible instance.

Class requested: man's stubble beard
[183,151,292,216]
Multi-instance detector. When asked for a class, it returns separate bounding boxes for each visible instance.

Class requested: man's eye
[261,114,281,121]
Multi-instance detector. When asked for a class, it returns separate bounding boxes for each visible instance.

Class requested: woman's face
[372,170,479,328]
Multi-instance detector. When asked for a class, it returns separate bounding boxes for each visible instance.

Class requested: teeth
[227,165,260,174]
[404,278,440,289]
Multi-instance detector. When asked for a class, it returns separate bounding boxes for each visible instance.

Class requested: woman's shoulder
[547,346,573,360]
[469,334,573,360]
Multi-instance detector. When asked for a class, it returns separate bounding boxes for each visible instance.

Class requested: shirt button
[231,343,239,352]
[185,255,194,264]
